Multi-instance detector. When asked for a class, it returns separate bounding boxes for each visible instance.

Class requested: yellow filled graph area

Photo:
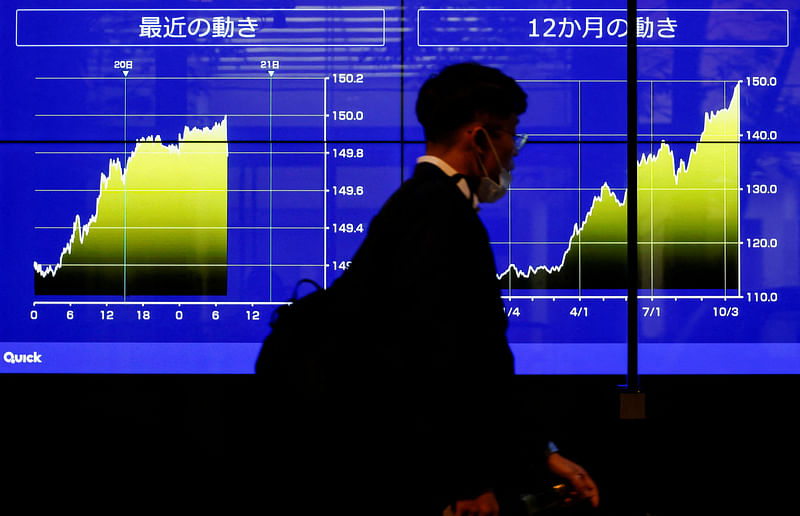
[638,83,739,290]
[500,83,739,290]
[34,118,228,295]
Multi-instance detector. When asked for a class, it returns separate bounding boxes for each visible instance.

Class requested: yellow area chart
[500,83,740,290]
[34,118,229,295]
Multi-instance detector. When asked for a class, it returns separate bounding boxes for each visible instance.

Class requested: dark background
[3,374,796,513]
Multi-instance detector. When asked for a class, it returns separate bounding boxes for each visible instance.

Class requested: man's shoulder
[361,161,478,241]
[394,162,466,205]
[413,160,450,178]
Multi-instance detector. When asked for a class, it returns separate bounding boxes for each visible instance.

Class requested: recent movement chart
[31,72,330,305]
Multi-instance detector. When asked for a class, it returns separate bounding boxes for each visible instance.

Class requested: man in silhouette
[257,62,599,516]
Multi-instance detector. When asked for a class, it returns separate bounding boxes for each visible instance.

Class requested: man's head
[416,63,527,190]
[416,62,526,144]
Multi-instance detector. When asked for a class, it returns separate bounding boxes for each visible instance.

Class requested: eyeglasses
[491,128,528,152]
[513,133,528,152]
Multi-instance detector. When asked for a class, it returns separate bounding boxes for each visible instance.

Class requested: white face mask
[476,168,511,204]
[475,129,513,203]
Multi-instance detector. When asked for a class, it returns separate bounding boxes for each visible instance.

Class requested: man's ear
[471,125,489,153]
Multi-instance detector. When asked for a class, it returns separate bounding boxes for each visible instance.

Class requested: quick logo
[3,351,42,364]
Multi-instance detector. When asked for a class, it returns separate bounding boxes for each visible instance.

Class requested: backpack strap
[291,278,322,302]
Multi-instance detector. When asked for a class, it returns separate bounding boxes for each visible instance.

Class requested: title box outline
[15,8,387,47]
[416,8,790,48]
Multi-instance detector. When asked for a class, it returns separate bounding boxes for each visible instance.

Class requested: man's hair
[415,62,527,143]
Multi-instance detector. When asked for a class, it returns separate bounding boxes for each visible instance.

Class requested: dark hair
[415,62,527,143]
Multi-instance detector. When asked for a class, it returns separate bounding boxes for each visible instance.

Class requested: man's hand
[444,490,499,516]
[546,453,600,508]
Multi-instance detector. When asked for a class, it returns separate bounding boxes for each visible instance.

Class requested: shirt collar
[416,155,479,210]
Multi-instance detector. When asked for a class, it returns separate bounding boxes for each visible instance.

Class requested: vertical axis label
[323,76,329,289]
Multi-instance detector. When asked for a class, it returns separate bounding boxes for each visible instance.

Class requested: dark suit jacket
[258,163,547,514]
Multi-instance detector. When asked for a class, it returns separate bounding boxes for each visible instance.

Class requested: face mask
[475,168,511,204]
[475,129,513,203]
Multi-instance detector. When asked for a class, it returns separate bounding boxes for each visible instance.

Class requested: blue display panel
[1,0,403,373]
[637,1,800,373]
[1,1,797,375]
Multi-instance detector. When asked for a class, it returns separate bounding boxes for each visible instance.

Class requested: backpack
[255,279,333,401]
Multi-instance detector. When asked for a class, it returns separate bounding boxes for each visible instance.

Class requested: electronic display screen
[1,0,798,374]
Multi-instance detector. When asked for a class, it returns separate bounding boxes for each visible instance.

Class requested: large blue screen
[1,0,799,374]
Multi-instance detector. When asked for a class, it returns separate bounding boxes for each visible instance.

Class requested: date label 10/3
[713,306,739,317]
